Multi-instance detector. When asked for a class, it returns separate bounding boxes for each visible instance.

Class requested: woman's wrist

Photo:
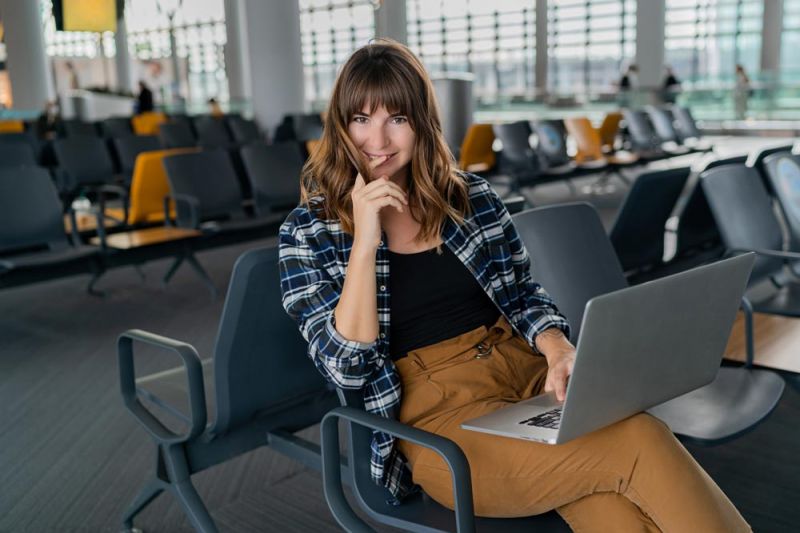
[534,328,575,362]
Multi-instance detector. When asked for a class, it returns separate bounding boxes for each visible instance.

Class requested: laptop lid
[556,253,755,443]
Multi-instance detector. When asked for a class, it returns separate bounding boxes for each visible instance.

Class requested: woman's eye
[352,116,368,124]
[391,116,408,125]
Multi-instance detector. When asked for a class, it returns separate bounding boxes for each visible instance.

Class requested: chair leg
[87,270,106,297]
[121,479,167,531]
[162,256,185,285]
[741,296,755,367]
[184,253,218,298]
[171,480,219,533]
[134,264,146,282]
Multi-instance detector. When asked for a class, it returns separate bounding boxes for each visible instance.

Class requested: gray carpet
[2,147,799,532]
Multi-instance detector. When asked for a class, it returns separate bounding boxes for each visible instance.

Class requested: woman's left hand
[544,349,576,403]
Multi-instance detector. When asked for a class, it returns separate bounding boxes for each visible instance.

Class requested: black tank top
[388,245,500,360]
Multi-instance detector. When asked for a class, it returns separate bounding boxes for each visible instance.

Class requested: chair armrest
[730,248,800,262]
[320,406,476,533]
[117,329,207,445]
[170,193,201,229]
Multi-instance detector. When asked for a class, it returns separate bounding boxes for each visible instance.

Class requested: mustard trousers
[395,316,750,533]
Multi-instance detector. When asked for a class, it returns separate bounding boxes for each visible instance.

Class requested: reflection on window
[406,0,536,102]
[665,0,762,87]
[299,0,375,106]
[547,0,636,96]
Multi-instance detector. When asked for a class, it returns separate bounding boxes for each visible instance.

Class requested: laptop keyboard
[518,406,563,429]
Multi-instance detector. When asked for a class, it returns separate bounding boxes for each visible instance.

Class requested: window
[406,0,536,101]
[299,0,375,105]
[665,0,762,86]
[547,0,635,95]
[782,0,800,81]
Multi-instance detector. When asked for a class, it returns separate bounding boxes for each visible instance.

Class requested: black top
[388,245,500,360]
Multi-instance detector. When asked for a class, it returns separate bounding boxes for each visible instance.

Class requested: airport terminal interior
[2,0,800,531]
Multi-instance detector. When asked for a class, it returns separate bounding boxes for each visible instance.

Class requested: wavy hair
[300,39,470,242]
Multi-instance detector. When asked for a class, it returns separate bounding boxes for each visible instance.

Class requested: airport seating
[101,117,135,138]
[513,202,784,442]
[60,119,98,138]
[0,119,25,133]
[131,112,167,136]
[158,121,196,149]
[118,246,340,532]
[239,142,304,216]
[597,111,622,153]
[225,115,263,144]
[0,142,37,168]
[192,115,234,148]
[458,123,496,173]
[112,135,161,186]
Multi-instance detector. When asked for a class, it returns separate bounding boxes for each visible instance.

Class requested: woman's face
[347,104,415,184]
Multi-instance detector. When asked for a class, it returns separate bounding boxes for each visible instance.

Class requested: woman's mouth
[365,152,396,164]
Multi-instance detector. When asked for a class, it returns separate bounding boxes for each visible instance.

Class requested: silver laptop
[461,253,755,445]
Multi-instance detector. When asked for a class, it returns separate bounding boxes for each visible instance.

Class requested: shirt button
[379,240,384,246]
[379,333,386,339]
[380,285,386,291]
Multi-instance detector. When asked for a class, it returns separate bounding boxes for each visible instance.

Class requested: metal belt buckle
[474,342,493,359]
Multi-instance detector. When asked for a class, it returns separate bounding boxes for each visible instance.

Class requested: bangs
[338,57,417,122]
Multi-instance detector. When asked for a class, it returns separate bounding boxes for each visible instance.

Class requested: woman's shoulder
[280,199,343,242]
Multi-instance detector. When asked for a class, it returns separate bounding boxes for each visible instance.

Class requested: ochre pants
[395,316,750,533]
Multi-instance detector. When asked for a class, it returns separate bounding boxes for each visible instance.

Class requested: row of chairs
[119,185,791,531]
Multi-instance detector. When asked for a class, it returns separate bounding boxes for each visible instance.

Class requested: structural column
[241,0,305,136]
[114,5,134,93]
[761,0,783,76]
[0,0,55,109]
[635,0,665,90]
[224,0,252,107]
[535,0,548,96]
[374,0,407,44]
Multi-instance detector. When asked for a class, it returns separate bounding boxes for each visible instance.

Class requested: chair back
[513,203,627,343]
[672,106,701,140]
[240,142,303,215]
[610,167,691,273]
[622,109,659,151]
[101,117,134,138]
[53,137,115,189]
[701,165,784,283]
[458,123,496,172]
[564,117,604,163]
[492,121,540,177]
[193,116,233,148]
[0,120,25,133]
[747,144,795,194]
[226,115,261,144]
[158,121,196,149]
[163,149,244,226]
[132,112,167,136]
[126,147,199,225]
[113,135,161,184]
[292,113,324,141]
[210,246,331,434]
[762,153,800,251]
[60,119,98,138]
[597,112,622,152]
[532,120,570,168]
[0,167,67,254]
[0,143,37,169]
[646,107,679,143]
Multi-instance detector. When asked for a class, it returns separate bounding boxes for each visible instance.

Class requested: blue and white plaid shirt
[278,173,570,501]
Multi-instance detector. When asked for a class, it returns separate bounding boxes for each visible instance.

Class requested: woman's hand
[351,155,408,252]
[535,328,576,402]
[543,349,575,402]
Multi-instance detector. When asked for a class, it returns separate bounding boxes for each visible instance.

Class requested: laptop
[461,253,755,445]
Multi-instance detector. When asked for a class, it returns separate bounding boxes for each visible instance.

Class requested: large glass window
[299,0,375,106]
[406,0,536,102]
[547,0,636,96]
[665,0,762,86]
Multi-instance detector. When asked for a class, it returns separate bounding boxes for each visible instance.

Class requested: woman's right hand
[351,155,408,252]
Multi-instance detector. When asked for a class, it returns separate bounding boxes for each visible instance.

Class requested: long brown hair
[300,39,470,242]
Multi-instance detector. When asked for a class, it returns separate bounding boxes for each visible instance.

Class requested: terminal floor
[2,140,800,532]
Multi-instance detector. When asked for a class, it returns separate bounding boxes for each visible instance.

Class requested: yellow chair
[458,124,496,173]
[131,112,167,136]
[105,147,200,225]
[564,117,638,166]
[0,120,25,133]
[598,112,622,153]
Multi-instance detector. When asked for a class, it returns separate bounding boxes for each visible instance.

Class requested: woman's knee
[616,413,675,448]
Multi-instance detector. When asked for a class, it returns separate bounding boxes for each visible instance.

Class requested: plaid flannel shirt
[278,173,570,502]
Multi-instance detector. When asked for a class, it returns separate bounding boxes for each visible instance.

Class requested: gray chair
[513,202,784,442]
[672,106,703,141]
[0,142,37,168]
[646,106,708,154]
[60,119,98,138]
[225,115,262,144]
[623,109,687,158]
[158,121,196,149]
[0,132,41,162]
[239,141,303,216]
[101,117,134,138]
[162,149,283,235]
[192,116,234,148]
[747,144,795,195]
[0,166,102,292]
[118,246,340,533]
[763,152,800,253]
[322,389,570,532]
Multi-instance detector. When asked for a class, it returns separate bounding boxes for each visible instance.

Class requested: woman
[734,64,751,120]
[279,40,749,532]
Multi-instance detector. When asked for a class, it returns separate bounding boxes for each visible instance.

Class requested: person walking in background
[734,64,751,120]
[617,64,638,108]
[135,80,154,114]
[662,66,681,104]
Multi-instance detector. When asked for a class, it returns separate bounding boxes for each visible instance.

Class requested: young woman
[279,40,750,532]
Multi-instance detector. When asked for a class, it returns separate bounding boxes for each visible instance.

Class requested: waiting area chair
[158,121,196,149]
[458,123,496,173]
[239,142,304,216]
[113,135,161,187]
[118,247,340,532]
[225,115,263,144]
[512,202,784,442]
[132,112,167,136]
